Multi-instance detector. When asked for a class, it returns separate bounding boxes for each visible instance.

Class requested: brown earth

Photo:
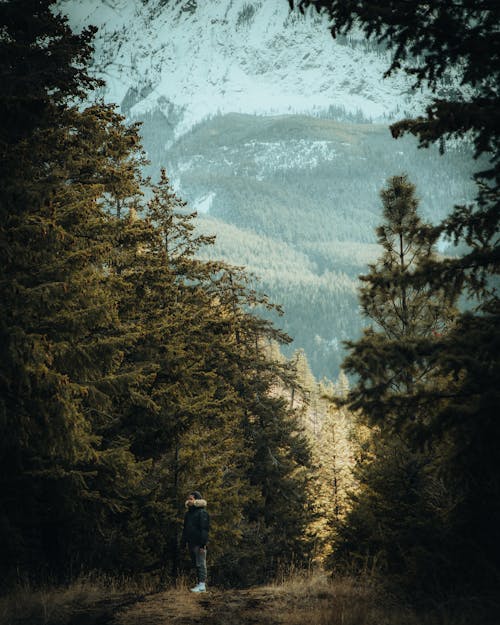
[4,574,488,625]
[112,586,285,625]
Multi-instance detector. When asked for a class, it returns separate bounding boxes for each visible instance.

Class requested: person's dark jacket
[181,499,209,548]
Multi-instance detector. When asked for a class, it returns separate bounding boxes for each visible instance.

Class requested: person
[181,490,210,593]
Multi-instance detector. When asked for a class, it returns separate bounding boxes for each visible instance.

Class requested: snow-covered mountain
[58,0,476,381]
[60,0,429,139]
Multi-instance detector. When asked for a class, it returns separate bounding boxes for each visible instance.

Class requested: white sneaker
[190,582,206,593]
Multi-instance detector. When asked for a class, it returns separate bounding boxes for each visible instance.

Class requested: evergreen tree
[332,177,460,596]
[360,176,454,340]
[111,169,315,585]
[343,175,457,436]
[202,269,315,583]
[0,0,318,587]
[0,0,135,581]
[309,387,357,564]
[121,173,256,580]
[292,0,500,598]
[332,431,453,599]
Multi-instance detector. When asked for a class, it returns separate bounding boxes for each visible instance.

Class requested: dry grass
[1,570,496,625]
[261,569,422,625]
[0,573,149,625]
[114,585,204,625]
[265,571,454,625]
[262,570,498,625]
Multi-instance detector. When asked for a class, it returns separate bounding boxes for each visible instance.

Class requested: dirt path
[111,587,282,625]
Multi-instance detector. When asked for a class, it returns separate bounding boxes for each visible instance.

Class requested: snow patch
[193,192,215,214]
[251,139,338,172]
[59,0,433,139]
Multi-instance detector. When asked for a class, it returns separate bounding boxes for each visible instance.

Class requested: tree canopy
[290,0,500,602]
[0,0,317,588]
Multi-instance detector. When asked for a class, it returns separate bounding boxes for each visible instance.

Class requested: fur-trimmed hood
[185,499,207,509]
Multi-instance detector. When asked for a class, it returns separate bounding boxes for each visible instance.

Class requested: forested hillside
[59,0,483,381]
[1,1,499,624]
[137,112,480,378]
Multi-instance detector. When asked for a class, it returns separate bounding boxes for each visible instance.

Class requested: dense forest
[0,0,319,589]
[293,0,500,609]
[141,109,480,378]
[1,0,499,622]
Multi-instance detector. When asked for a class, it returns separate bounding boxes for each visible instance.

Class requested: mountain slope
[162,113,478,377]
[60,0,432,137]
[58,0,479,379]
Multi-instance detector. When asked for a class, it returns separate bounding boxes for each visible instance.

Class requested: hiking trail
[111,587,281,625]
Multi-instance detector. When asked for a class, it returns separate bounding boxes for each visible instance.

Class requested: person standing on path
[181,490,210,593]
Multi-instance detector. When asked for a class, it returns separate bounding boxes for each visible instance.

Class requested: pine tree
[106,169,310,585]
[309,386,357,564]
[202,268,315,583]
[343,175,458,436]
[0,0,150,582]
[292,1,500,597]
[331,177,460,595]
[0,0,319,587]
[118,173,255,579]
[332,431,453,599]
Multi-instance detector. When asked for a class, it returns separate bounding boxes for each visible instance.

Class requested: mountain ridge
[59,0,479,379]
[165,113,478,377]
[60,0,431,138]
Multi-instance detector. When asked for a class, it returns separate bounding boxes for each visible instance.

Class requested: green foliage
[292,0,500,602]
[328,174,494,598]
[0,0,316,589]
[331,435,454,599]
[291,0,500,309]
[153,111,480,379]
[335,175,500,599]
[343,176,458,433]
[0,0,144,581]
[330,179,459,596]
